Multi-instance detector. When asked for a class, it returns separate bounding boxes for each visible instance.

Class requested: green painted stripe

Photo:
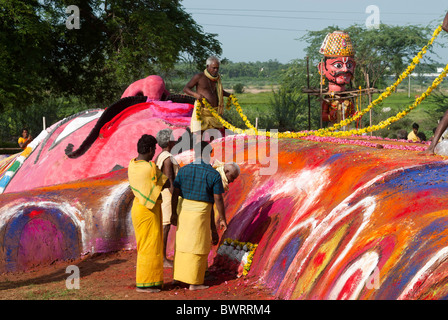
[8,161,20,172]
[129,164,164,206]
[130,186,156,205]
[136,281,163,288]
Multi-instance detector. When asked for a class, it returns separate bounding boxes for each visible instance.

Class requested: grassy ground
[360,90,443,139]
[222,91,274,129]
[0,250,274,300]
[232,91,273,113]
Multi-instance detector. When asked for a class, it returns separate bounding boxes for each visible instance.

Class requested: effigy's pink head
[121,75,170,100]
[318,31,356,92]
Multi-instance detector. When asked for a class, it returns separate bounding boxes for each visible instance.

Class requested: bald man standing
[183,56,231,139]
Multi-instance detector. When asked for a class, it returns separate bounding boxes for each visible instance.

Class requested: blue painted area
[268,231,307,293]
[375,217,448,299]
[3,206,80,272]
[371,162,448,196]
[324,153,349,165]
[0,174,11,189]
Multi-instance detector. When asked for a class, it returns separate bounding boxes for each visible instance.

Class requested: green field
[222,91,274,130]
[1,86,445,151]
[230,91,273,113]
[355,90,444,139]
[224,87,446,140]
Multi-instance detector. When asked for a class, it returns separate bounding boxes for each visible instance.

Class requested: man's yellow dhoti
[190,100,224,133]
[173,198,213,285]
[131,198,164,288]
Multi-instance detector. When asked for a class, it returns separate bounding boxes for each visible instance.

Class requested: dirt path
[0,249,275,300]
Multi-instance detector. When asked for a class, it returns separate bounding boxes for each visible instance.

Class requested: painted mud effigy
[2,124,448,300]
[2,54,448,298]
[218,137,448,300]
[317,31,358,124]
[0,168,133,272]
[0,78,196,270]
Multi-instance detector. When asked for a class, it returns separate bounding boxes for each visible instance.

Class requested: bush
[166,81,185,94]
[233,83,245,94]
[0,95,93,143]
[268,88,320,132]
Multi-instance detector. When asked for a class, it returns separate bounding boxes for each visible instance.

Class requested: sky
[181,0,448,64]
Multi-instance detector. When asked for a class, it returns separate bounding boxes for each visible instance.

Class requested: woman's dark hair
[417,131,426,141]
[137,134,157,154]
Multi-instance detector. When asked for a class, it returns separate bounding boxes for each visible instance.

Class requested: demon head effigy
[318,31,357,124]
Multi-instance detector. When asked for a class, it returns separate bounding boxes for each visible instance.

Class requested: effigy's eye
[333,62,343,69]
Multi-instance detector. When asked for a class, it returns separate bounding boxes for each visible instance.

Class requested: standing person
[128,134,168,293]
[183,56,231,140]
[155,128,180,268]
[170,141,227,290]
[18,128,32,150]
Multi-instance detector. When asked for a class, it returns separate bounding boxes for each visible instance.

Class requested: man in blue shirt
[171,141,227,290]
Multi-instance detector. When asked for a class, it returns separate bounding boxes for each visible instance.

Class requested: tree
[0,0,54,111]
[429,90,448,115]
[269,59,321,131]
[0,0,222,112]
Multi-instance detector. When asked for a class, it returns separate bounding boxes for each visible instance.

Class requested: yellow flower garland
[195,100,202,122]
[203,97,305,138]
[222,238,258,276]
[201,24,447,139]
[230,95,259,132]
[201,97,256,135]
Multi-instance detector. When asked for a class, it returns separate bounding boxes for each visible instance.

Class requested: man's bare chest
[198,77,217,92]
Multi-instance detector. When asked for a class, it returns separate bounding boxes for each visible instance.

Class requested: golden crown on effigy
[319,31,355,57]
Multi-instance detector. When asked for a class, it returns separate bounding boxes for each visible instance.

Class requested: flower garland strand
[229,94,259,132]
[201,25,446,139]
[196,95,257,133]
[195,100,202,122]
[203,61,448,138]
[220,238,258,276]
[203,97,307,138]
[201,97,257,136]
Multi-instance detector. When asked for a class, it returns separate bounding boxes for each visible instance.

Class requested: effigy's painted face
[320,56,356,87]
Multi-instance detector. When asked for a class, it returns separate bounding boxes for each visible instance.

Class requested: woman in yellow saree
[128,134,168,293]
